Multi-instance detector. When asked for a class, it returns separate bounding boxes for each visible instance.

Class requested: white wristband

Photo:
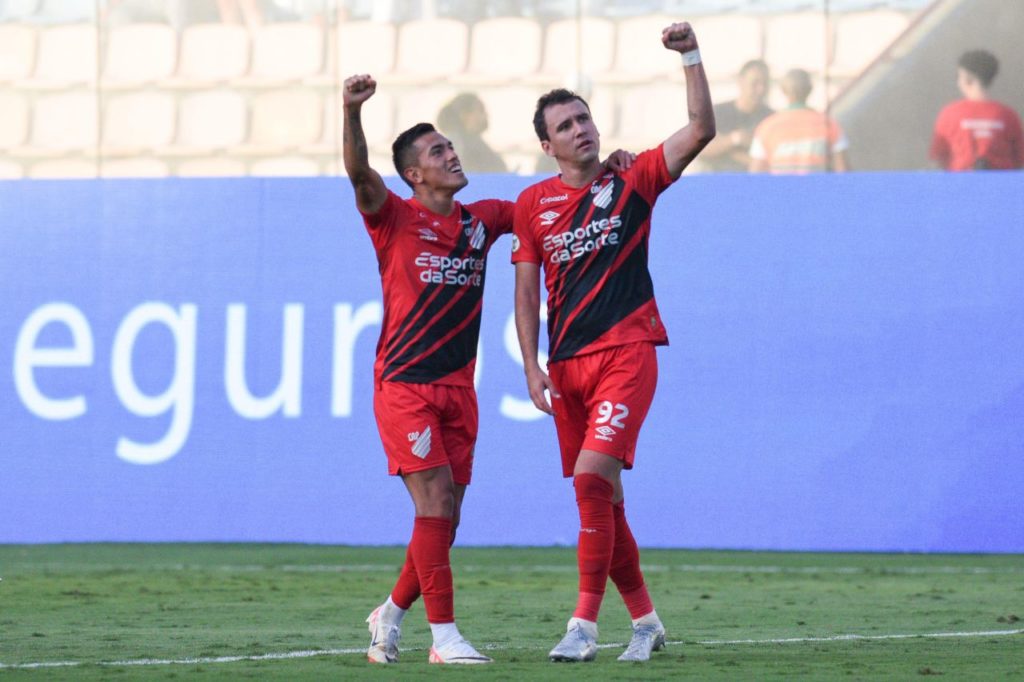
[681,49,702,67]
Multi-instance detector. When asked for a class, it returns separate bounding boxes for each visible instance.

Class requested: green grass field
[1,544,1021,680]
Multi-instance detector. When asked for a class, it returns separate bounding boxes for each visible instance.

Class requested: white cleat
[428,636,493,664]
[366,605,401,664]
[617,622,667,662]
[549,618,598,662]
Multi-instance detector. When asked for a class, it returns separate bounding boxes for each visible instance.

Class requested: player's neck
[412,187,457,217]
[557,160,604,189]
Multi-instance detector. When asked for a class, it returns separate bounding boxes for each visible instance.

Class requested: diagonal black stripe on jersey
[547,176,627,353]
[384,206,474,366]
[550,189,654,361]
[385,297,482,383]
[383,206,487,382]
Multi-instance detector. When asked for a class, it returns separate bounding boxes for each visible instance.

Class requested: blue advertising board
[2,172,1022,551]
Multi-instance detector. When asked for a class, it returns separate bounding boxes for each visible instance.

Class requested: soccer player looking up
[343,73,634,665]
[511,22,715,663]
[342,73,508,665]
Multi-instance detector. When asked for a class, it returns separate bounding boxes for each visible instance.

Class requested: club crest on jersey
[540,210,560,226]
[592,182,614,209]
[418,227,439,242]
[467,221,486,250]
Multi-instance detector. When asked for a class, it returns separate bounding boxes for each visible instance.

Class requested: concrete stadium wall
[1,171,1022,552]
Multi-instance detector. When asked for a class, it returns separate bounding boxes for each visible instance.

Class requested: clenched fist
[343,74,376,107]
[661,22,698,54]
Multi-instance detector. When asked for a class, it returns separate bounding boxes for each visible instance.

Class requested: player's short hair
[392,122,436,188]
[739,59,769,77]
[959,50,999,87]
[533,88,591,142]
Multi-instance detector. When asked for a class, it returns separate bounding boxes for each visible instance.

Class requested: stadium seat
[101,92,176,153]
[241,22,325,86]
[532,17,616,85]
[0,0,39,22]
[763,12,831,75]
[241,89,323,153]
[100,158,170,177]
[831,10,910,79]
[173,23,250,86]
[25,91,98,154]
[249,156,321,176]
[28,158,97,178]
[690,15,763,81]
[0,24,37,83]
[175,157,247,177]
[0,159,25,178]
[394,86,457,137]
[335,20,396,79]
[24,23,97,88]
[599,15,682,83]
[0,91,29,150]
[456,17,541,83]
[316,88,394,153]
[102,23,177,88]
[613,83,687,150]
[476,85,544,151]
[169,90,248,154]
[392,19,468,82]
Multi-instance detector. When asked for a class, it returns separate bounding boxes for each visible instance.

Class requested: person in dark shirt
[437,92,508,174]
[702,59,772,173]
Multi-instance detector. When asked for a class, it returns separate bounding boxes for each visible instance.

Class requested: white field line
[8,563,1024,575]
[2,629,1021,671]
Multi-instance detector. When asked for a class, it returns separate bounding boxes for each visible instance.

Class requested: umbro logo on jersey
[418,228,439,241]
[540,194,568,205]
[540,210,560,226]
[409,426,432,459]
[592,183,614,209]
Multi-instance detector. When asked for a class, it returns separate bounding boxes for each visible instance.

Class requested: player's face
[408,131,468,191]
[541,100,601,165]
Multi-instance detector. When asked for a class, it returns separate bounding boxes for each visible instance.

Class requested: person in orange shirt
[749,68,849,174]
[930,50,1024,171]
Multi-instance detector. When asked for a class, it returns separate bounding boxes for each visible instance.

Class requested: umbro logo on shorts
[595,425,616,442]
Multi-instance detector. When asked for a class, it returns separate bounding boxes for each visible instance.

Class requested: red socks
[609,501,654,619]
[390,544,421,610]
[409,516,454,624]
[572,473,615,621]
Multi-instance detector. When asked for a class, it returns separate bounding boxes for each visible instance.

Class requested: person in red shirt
[343,73,634,666]
[343,73,508,666]
[930,50,1024,171]
[512,21,715,663]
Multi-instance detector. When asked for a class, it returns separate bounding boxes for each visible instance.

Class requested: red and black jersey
[512,145,674,362]
[363,190,513,386]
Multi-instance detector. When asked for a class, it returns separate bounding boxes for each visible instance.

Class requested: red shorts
[373,380,478,485]
[548,342,658,477]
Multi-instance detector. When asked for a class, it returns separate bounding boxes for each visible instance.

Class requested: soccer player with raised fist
[512,21,716,663]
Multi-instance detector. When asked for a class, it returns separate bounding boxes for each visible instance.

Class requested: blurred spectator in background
[437,93,508,173]
[749,68,849,174]
[929,50,1023,171]
[703,59,773,173]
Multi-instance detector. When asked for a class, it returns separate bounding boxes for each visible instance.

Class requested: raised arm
[514,262,558,416]
[660,22,716,180]
[342,74,388,215]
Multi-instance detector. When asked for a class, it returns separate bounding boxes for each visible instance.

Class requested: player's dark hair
[532,89,591,142]
[959,50,999,88]
[392,122,436,188]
